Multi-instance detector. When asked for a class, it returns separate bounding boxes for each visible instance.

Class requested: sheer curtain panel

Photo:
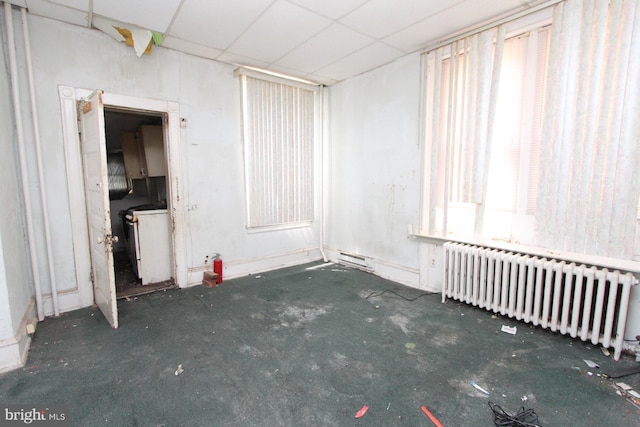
[423,26,506,238]
[536,0,640,259]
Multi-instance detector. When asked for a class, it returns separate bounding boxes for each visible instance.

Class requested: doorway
[104,109,176,299]
[59,86,186,326]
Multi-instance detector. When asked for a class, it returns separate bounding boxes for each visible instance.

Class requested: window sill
[412,230,640,274]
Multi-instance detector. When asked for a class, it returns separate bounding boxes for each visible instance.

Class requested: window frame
[417,6,640,272]
[419,17,553,247]
[236,68,319,232]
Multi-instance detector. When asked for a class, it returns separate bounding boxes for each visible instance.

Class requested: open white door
[78,90,118,328]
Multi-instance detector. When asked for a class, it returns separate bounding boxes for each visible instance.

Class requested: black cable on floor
[364,289,439,301]
[488,402,542,427]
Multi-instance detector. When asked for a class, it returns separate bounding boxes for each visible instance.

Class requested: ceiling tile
[215,51,270,70]
[447,0,529,27]
[303,73,338,86]
[47,0,88,10]
[226,0,331,64]
[340,0,463,39]
[25,0,539,84]
[276,23,374,74]
[161,36,224,60]
[5,0,27,6]
[287,0,370,20]
[26,0,89,26]
[168,0,272,50]
[92,0,181,32]
[315,42,404,82]
[262,63,317,81]
[384,0,529,52]
[382,17,458,53]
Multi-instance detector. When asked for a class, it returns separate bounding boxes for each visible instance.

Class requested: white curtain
[424,26,506,236]
[536,0,640,259]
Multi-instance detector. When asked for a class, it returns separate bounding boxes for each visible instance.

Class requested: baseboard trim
[0,299,37,373]
[322,246,421,289]
[185,247,324,287]
[41,286,94,317]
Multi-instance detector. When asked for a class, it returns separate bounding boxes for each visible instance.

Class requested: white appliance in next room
[125,208,172,285]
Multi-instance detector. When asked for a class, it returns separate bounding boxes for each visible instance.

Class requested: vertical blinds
[241,75,315,228]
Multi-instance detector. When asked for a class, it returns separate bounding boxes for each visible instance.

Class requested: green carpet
[1,261,639,426]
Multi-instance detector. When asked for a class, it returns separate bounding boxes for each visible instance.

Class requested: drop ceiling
[10,0,546,85]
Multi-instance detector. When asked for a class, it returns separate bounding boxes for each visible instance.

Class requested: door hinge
[89,268,94,284]
[78,99,92,115]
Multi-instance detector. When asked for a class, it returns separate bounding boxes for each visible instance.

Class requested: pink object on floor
[355,405,369,418]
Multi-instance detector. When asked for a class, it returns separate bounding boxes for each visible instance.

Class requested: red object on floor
[202,271,220,288]
[355,405,368,418]
[421,405,444,427]
[213,254,223,284]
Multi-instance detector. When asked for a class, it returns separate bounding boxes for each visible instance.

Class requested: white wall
[326,45,640,340]
[326,53,441,290]
[0,6,36,371]
[5,5,640,361]
[18,14,322,313]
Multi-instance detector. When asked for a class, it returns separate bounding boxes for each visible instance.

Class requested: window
[421,0,640,262]
[422,24,550,246]
[238,69,317,230]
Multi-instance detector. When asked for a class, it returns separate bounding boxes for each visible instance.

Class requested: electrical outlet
[430,257,437,268]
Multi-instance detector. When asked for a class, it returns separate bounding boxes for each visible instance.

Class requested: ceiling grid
[14,0,548,85]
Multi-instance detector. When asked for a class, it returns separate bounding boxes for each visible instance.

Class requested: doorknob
[97,237,104,244]
[111,236,119,243]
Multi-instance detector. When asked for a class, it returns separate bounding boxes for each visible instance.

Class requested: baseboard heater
[337,252,373,272]
[442,242,637,360]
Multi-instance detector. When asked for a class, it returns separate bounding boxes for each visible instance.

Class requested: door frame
[57,86,186,316]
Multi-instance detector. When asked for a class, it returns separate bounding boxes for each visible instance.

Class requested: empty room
[1,0,639,425]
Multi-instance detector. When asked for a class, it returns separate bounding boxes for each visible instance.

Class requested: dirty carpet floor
[1,261,640,426]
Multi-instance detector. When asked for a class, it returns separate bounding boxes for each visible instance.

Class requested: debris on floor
[470,381,491,396]
[202,271,220,288]
[605,364,640,379]
[614,382,640,409]
[488,402,541,427]
[501,325,517,335]
[421,405,444,427]
[584,359,600,369]
[175,364,184,376]
[354,404,368,418]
